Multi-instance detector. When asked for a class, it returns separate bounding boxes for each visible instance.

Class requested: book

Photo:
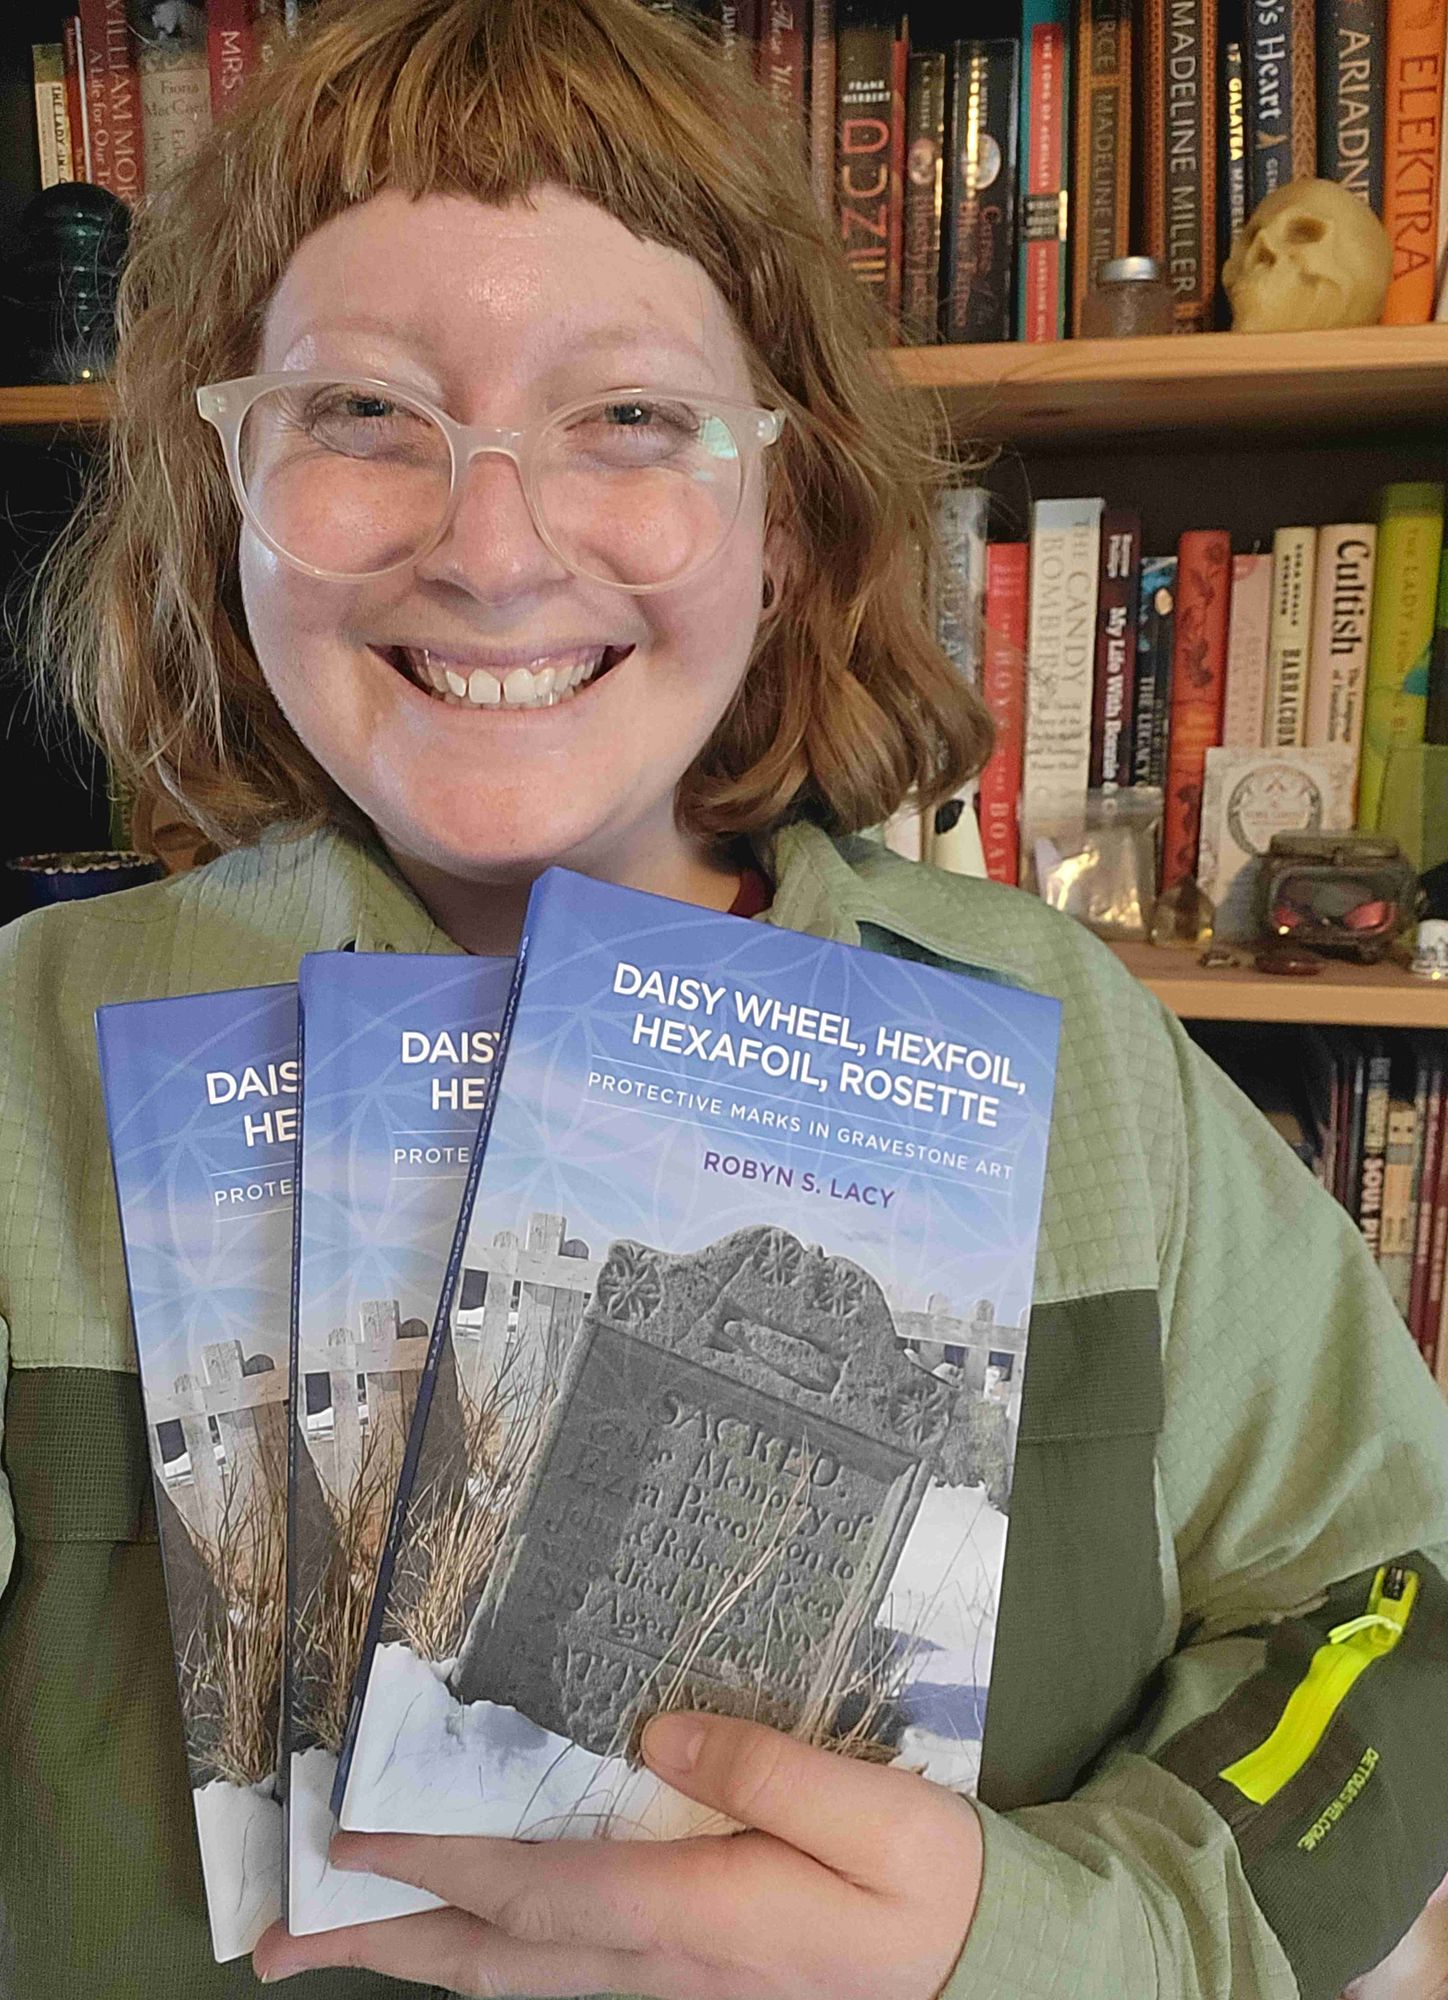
[78,0,144,205]
[837,0,903,322]
[1022,498,1103,881]
[1070,0,1132,331]
[1417,1062,1448,1367]
[1409,1043,1446,1356]
[1265,526,1317,749]
[1142,0,1218,330]
[1358,1035,1392,1258]
[758,0,808,140]
[931,485,989,687]
[978,541,1029,886]
[130,0,212,189]
[1378,1044,1422,1319]
[96,984,297,1961]
[208,0,253,112]
[1318,0,1387,213]
[1089,508,1141,794]
[1305,523,1376,781]
[1223,31,1250,246]
[1427,545,1448,744]
[336,868,1062,1841]
[1133,555,1177,789]
[1246,0,1317,211]
[809,0,838,219]
[1359,481,1445,826]
[1222,551,1272,747]
[1162,528,1231,890]
[32,45,74,188]
[1382,0,1447,323]
[1017,0,1071,341]
[1196,742,1358,938]
[284,951,512,1935]
[900,49,947,346]
[940,40,1020,342]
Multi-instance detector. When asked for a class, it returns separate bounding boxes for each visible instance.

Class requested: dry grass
[178,1459,287,1789]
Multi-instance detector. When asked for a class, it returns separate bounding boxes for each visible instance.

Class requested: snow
[341,1645,739,1842]
[192,1775,282,1962]
[288,1747,443,1935]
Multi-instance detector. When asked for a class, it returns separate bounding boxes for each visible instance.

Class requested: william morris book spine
[1089,508,1140,792]
[941,40,1019,342]
[1265,526,1317,749]
[1382,0,1447,323]
[1142,0,1217,331]
[1070,0,1132,331]
[837,0,902,322]
[1161,528,1231,890]
[1305,524,1376,774]
[77,0,144,206]
[900,50,947,344]
[1222,552,1271,745]
[979,542,1029,886]
[1017,0,1071,341]
[1022,498,1104,876]
[32,45,72,188]
[1318,0,1387,213]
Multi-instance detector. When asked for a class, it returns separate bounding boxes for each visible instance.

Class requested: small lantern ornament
[1223,178,1392,333]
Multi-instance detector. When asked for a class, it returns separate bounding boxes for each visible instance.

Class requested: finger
[251,1905,657,1997]
[641,1711,969,1888]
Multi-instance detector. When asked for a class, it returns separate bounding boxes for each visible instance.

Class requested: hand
[252,1710,984,1998]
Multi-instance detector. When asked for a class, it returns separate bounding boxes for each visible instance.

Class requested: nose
[412,442,571,597]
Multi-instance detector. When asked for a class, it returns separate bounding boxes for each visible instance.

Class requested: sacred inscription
[450,1226,958,1758]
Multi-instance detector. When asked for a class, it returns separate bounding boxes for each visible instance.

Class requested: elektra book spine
[284,951,511,1935]
[96,984,298,1962]
[337,868,1061,1845]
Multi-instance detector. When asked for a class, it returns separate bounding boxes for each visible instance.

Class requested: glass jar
[1079,256,1177,338]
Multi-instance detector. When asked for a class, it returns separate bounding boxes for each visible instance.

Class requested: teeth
[406,647,611,709]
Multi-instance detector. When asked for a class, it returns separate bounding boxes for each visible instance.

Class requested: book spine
[887,28,909,332]
[1304,525,1376,779]
[1023,500,1104,873]
[62,18,90,182]
[837,3,900,319]
[1359,481,1445,825]
[1318,0,1387,213]
[136,22,211,189]
[77,0,144,206]
[1069,0,1131,331]
[1383,0,1447,323]
[1408,1052,1445,1348]
[1162,529,1232,889]
[932,485,989,685]
[1426,545,1448,743]
[1090,508,1141,791]
[1222,552,1272,745]
[1142,0,1218,330]
[1246,0,1295,206]
[1017,0,1071,341]
[209,0,255,113]
[1358,1042,1392,1258]
[1224,37,1249,243]
[979,543,1029,886]
[32,45,72,189]
[1265,526,1317,749]
[252,0,289,67]
[1133,556,1177,788]
[1379,1067,1419,1318]
[810,0,837,221]
[758,0,808,141]
[900,50,947,343]
[941,40,1019,342]
[1422,1094,1448,1367]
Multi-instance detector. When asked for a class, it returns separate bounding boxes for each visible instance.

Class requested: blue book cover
[338,870,1061,1845]
[96,985,298,1962]
[286,951,511,1935]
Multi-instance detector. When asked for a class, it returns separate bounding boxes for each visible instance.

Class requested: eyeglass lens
[236,381,748,584]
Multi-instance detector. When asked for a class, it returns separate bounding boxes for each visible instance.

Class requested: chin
[375,802,626,885]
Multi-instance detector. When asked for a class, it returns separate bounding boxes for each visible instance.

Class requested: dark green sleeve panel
[1156,1550,1448,2000]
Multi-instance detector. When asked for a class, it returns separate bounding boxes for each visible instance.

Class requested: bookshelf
[1109,944,1447,1028]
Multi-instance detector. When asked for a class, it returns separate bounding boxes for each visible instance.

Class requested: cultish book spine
[1304,524,1376,777]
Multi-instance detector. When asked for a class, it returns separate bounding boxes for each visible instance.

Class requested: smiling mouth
[379,643,634,709]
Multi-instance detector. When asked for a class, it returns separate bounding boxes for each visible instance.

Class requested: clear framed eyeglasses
[195,371,787,591]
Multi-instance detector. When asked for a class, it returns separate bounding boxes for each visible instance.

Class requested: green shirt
[3,818,1446,2000]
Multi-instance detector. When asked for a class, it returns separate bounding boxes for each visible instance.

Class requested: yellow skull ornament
[1223,178,1392,332]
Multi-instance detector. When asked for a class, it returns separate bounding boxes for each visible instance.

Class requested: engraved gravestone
[450,1224,960,1757]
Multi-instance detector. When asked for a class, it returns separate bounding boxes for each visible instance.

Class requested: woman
[1,2,1445,1996]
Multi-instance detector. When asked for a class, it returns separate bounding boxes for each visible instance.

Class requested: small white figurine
[1223,178,1392,333]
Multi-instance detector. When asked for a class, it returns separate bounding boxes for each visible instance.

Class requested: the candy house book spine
[1142,0,1217,329]
[1161,528,1231,892]
[1089,507,1141,796]
[1022,497,1103,882]
[941,38,1020,342]
[1382,0,1447,323]
[900,48,947,347]
[1318,0,1387,213]
[1069,0,1132,333]
[95,985,298,1962]
[1016,0,1071,342]
[979,540,1029,887]
[284,952,511,1936]
[337,868,1062,1844]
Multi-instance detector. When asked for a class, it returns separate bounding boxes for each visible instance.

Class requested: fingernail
[644,1714,704,1773]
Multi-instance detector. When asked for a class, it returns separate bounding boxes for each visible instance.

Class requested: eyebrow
[285,315,713,370]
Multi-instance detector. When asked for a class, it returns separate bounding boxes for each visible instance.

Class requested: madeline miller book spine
[1161,528,1231,890]
[77,0,143,205]
[1382,0,1448,322]
[1305,523,1376,767]
[95,984,298,1963]
[1246,0,1318,210]
[1141,0,1218,330]
[1265,525,1317,749]
[900,48,947,345]
[1017,0,1071,341]
[837,0,904,326]
[1022,497,1103,875]
[285,952,511,1936]
[337,866,1062,1845]
[1133,555,1177,788]
[1070,0,1132,330]
[1318,0,1388,211]
[1222,551,1272,746]
[1090,507,1141,794]
[1359,480,1445,826]
[979,540,1030,885]
[940,39,1020,341]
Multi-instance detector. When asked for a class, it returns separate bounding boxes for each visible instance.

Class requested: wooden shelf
[1110,942,1448,1027]
[0,382,113,432]
[882,324,1448,445]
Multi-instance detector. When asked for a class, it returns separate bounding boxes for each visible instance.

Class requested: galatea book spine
[900,49,947,345]
[1359,480,1445,826]
[979,541,1029,886]
[941,39,1020,342]
[1133,555,1177,788]
[1017,0,1071,341]
[837,0,902,323]
[1022,497,1104,879]
[1223,32,1249,245]
[1318,0,1387,212]
[1305,523,1376,773]
[1161,529,1232,890]
[208,0,254,112]
[337,867,1061,1842]
[1089,507,1141,793]
[1222,552,1272,746]
[96,984,298,1962]
[1142,0,1218,330]
[285,952,512,1936]
[1070,0,1131,330]
[77,0,144,205]
[1265,526,1317,749]
[1382,0,1447,323]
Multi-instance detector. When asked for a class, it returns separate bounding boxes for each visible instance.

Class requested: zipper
[1219,1565,1418,1806]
